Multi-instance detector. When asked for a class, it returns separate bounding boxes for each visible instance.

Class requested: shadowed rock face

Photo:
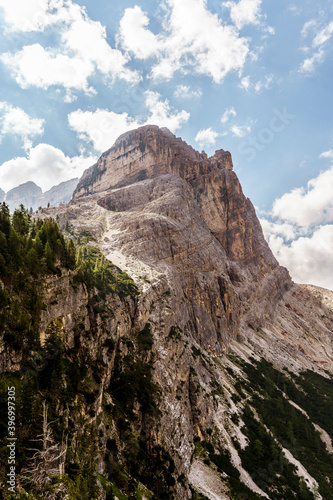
[72,125,291,353]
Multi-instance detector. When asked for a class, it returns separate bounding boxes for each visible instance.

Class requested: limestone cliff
[72,125,292,355]
[0,126,332,500]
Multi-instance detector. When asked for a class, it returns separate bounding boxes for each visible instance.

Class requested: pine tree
[66,240,76,270]
[12,204,30,236]
[27,248,40,277]
[44,241,54,273]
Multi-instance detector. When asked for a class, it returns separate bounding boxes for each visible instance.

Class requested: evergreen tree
[12,204,30,236]
[44,241,54,273]
[27,248,40,276]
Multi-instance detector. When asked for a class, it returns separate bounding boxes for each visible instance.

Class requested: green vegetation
[73,245,139,299]
[137,323,154,352]
[168,325,182,340]
[0,203,142,499]
[194,438,265,499]
[228,356,333,499]
[105,324,179,499]
[0,204,75,352]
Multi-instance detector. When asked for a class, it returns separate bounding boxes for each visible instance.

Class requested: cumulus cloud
[272,166,333,229]
[1,44,96,94]
[261,160,333,290]
[174,85,202,99]
[221,107,237,124]
[0,143,96,192]
[0,102,44,150]
[267,225,333,290]
[68,91,190,153]
[260,218,297,241]
[118,0,250,83]
[118,6,161,59]
[0,0,139,95]
[0,0,51,32]
[223,0,262,30]
[195,127,219,148]
[299,20,333,75]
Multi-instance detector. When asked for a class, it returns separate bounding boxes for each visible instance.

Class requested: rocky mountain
[6,181,42,211]
[0,125,332,500]
[1,178,79,212]
[0,188,5,203]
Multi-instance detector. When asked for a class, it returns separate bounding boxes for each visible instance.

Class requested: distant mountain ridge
[1,178,79,212]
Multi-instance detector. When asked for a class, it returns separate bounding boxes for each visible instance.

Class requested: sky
[0,0,332,290]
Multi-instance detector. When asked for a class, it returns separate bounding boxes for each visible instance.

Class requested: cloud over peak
[68,91,190,153]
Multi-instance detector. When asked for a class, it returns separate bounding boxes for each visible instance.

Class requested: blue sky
[0,0,332,289]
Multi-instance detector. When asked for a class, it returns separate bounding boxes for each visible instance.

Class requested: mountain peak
[74,125,233,198]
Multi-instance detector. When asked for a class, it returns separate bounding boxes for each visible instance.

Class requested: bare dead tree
[21,401,67,496]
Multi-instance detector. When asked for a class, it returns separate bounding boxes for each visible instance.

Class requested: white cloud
[239,74,273,92]
[254,74,273,93]
[299,20,333,75]
[231,124,251,137]
[313,21,333,48]
[145,91,190,131]
[267,225,333,290]
[1,0,139,95]
[0,0,50,32]
[118,6,161,59]
[239,75,251,91]
[68,91,190,153]
[174,85,202,99]
[301,19,317,38]
[260,218,297,241]
[68,109,139,153]
[0,102,44,150]
[195,127,219,148]
[1,44,96,94]
[272,166,333,229]
[221,107,237,124]
[320,149,333,160]
[262,162,333,290]
[0,143,96,192]
[118,0,250,83]
[299,49,325,74]
[223,0,262,30]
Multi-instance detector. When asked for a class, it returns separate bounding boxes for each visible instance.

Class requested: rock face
[2,178,79,212]
[39,177,79,210]
[2,125,332,500]
[73,125,292,354]
[6,181,42,211]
